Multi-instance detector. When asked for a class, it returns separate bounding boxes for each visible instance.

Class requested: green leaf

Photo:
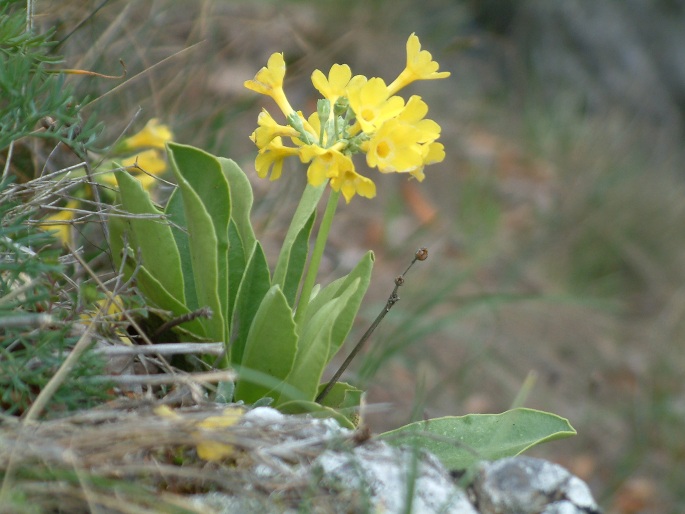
[303,251,374,364]
[219,157,256,259]
[136,266,207,339]
[273,183,325,297]
[114,170,185,304]
[275,281,359,405]
[227,220,246,323]
[378,408,577,470]
[317,381,363,411]
[278,400,356,429]
[167,142,230,341]
[233,285,297,404]
[230,242,271,366]
[164,188,198,311]
[167,163,223,343]
[282,211,315,307]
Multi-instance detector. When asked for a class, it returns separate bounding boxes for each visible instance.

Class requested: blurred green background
[34,0,685,511]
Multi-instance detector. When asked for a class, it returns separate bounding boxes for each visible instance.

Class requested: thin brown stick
[316,248,428,403]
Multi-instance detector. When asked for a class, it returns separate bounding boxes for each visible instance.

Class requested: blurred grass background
[29,0,685,511]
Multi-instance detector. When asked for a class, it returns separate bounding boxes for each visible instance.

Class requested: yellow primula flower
[245,36,447,201]
[330,167,377,203]
[255,137,301,181]
[38,200,79,246]
[244,52,295,116]
[119,118,173,151]
[99,149,167,191]
[311,63,351,103]
[250,109,301,148]
[387,33,451,96]
[397,96,441,142]
[347,77,404,134]
[122,149,167,175]
[409,141,446,182]
[299,143,353,187]
[365,118,425,173]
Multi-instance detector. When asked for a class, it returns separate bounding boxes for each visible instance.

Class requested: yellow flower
[119,119,173,151]
[299,143,353,187]
[195,407,244,462]
[255,137,301,181]
[38,200,79,246]
[250,109,301,148]
[365,118,425,173]
[397,96,441,142]
[409,141,446,182]
[387,33,450,96]
[311,64,365,106]
[122,149,167,175]
[347,77,404,134]
[99,149,167,191]
[244,52,295,116]
[244,39,447,201]
[154,406,244,462]
[79,295,133,344]
[330,167,377,203]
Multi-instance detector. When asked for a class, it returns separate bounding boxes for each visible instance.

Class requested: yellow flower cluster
[245,33,449,203]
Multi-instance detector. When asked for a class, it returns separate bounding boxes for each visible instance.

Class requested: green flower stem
[294,188,340,328]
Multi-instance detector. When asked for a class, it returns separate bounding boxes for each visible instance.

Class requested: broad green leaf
[317,381,363,411]
[281,211,315,307]
[227,220,245,323]
[273,182,325,292]
[135,266,207,339]
[230,242,271,366]
[219,157,256,259]
[115,170,185,303]
[379,408,576,470]
[164,188,198,311]
[303,251,374,364]
[168,142,230,339]
[275,281,359,405]
[108,212,126,275]
[233,285,297,404]
[168,160,224,343]
[278,400,356,429]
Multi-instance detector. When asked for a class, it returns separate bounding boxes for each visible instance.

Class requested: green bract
[110,143,373,423]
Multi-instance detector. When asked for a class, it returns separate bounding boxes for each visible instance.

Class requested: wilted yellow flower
[38,200,79,246]
[119,118,173,151]
[388,33,451,96]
